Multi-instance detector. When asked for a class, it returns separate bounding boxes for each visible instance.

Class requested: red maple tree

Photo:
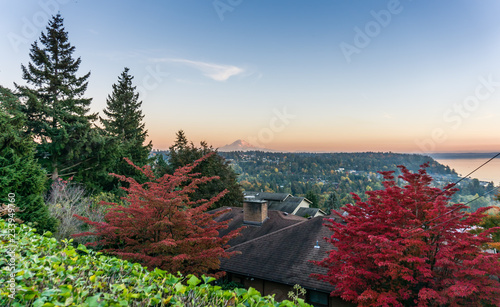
[313,164,500,306]
[74,153,242,277]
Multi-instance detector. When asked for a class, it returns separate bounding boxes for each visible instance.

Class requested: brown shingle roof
[213,207,305,247]
[220,216,336,293]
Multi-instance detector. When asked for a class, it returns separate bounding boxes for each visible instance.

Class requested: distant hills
[218,139,275,152]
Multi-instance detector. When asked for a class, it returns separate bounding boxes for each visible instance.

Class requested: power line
[450,152,500,187]
[431,152,500,199]
[406,185,500,238]
[404,152,500,236]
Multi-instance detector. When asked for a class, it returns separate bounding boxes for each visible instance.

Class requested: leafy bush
[0,220,311,306]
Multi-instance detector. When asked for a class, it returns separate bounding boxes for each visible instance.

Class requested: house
[215,199,354,307]
[243,191,326,217]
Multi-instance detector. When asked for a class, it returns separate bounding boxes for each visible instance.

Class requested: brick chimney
[243,198,268,225]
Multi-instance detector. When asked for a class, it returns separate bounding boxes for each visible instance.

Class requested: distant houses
[213,192,353,307]
[243,191,327,218]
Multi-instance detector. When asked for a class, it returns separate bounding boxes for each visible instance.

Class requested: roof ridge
[227,216,315,251]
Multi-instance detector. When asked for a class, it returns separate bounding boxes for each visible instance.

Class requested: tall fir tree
[166,130,243,209]
[0,86,57,232]
[15,13,97,182]
[101,67,152,185]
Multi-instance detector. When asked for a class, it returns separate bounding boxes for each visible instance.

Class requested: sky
[1,0,500,153]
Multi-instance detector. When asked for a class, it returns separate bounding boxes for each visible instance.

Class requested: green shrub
[0,220,311,306]
[0,86,57,233]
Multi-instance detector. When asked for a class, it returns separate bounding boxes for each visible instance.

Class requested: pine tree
[0,86,57,232]
[325,191,341,212]
[166,130,243,209]
[15,13,96,181]
[305,190,320,208]
[101,68,152,184]
[153,153,169,178]
[313,164,500,306]
[74,154,242,277]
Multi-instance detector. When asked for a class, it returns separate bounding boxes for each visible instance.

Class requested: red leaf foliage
[74,153,242,277]
[312,164,500,306]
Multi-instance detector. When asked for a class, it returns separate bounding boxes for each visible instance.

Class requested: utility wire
[427,152,500,201]
[450,152,500,187]
[406,185,500,238]
[404,152,500,236]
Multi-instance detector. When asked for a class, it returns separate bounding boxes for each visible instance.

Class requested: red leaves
[313,165,500,306]
[74,153,242,276]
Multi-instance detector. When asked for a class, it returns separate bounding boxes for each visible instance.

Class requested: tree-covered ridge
[221,151,455,175]
[218,151,495,212]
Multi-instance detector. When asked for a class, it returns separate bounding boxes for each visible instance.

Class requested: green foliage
[215,279,245,291]
[153,153,169,178]
[101,67,152,191]
[15,13,107,189]
[0,220,310,306]
[0,86,57,232]
[165,131,243,209]
[287,285,307,305]
[325,192,341,212]
[304,191,319,208]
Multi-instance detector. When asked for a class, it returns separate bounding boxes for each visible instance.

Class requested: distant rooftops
[243,191,325,218]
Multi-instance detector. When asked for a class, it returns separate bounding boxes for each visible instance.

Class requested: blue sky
[1,0,500,153]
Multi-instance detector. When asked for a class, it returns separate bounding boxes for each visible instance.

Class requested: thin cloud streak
[155,58,244,81]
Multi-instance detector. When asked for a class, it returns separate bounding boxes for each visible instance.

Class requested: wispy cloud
[155,58,244,81]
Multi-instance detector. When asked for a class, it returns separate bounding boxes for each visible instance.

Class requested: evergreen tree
[305,190,320,208]
[166,131,243,209]
[325,191,341,212]
[0,86,57,232]
[15,13,97,182]
[100,68,152,191]
[102,68,152,165]
[153,153,169,178]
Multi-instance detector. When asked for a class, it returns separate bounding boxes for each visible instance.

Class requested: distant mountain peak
[219,139,274,152]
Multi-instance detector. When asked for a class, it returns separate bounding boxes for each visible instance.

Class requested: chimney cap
[243,198,267,204]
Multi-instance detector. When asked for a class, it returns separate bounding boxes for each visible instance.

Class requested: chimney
[243,198,268,226]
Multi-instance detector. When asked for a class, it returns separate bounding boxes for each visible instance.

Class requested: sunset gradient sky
[1,0,500,153]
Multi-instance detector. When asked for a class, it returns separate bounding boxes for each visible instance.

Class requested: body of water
[435,158,500,186]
